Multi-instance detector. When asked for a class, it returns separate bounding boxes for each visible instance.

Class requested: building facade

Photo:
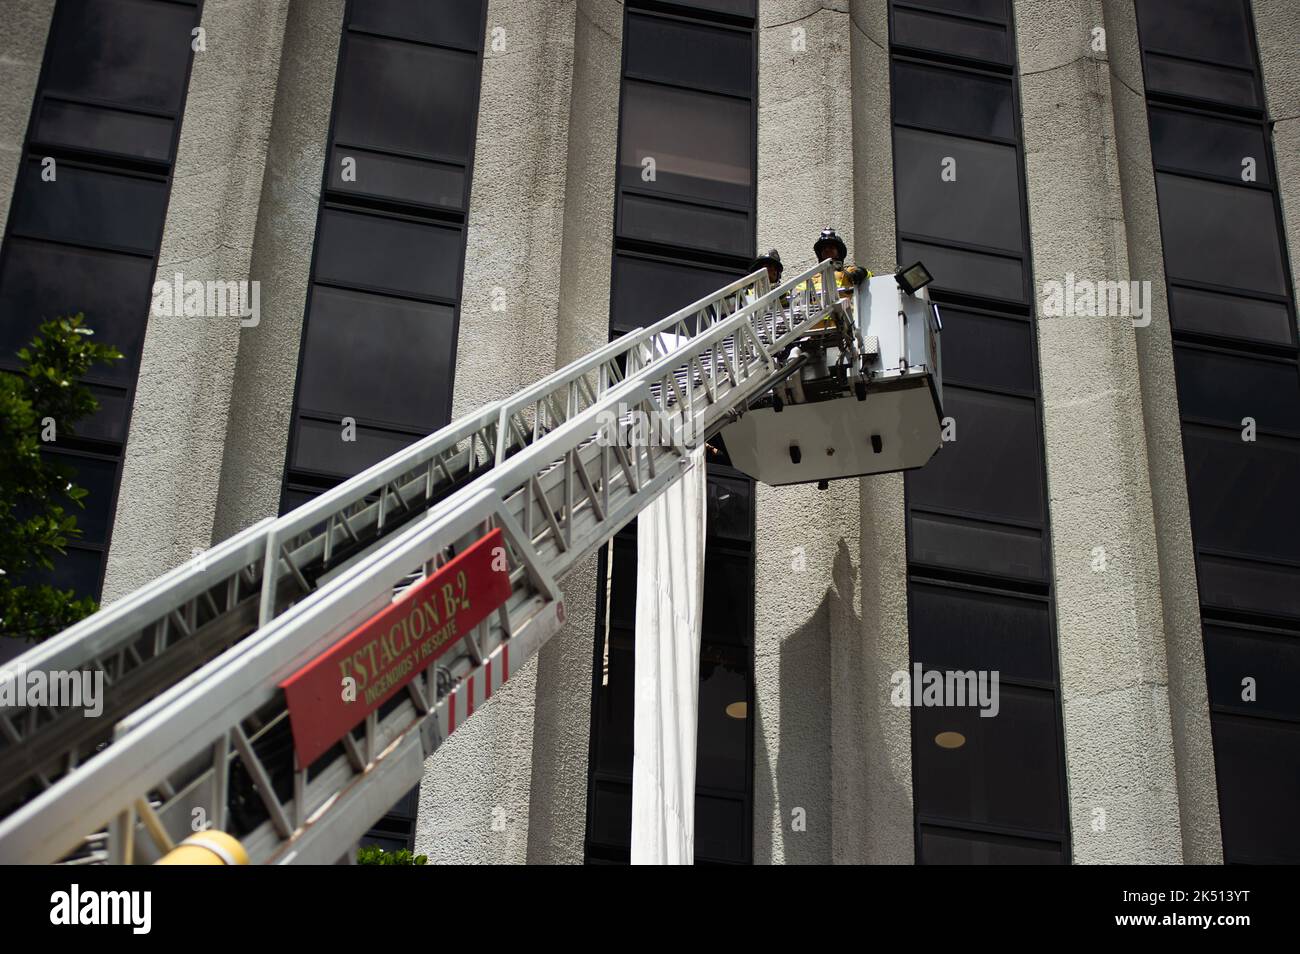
[0,0,1297,863]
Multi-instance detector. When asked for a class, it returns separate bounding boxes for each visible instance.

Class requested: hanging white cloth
[630,447,707,864]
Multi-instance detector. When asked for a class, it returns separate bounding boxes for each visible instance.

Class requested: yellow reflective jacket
[797,265,871,326]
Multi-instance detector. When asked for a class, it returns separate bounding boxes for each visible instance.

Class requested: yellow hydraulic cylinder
[156,831,249,865]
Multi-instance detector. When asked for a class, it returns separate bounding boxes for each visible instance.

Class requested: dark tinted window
[936,308,1035,392]
[611,254,743,334]
[1156,174,1287,296]
[349,0,485,50]
[625,13,751,95]
[1204,624,1300,721]
[1149,108,1270,184]
[1212,716,1300,864]
[919,827,1064,864]
[892,6,1010,65]
[11,161,167,254]
[1136,0,1254,66]
[1168,286,1294,346]
[334,36,479,163]
[296,287,456,428]
[913,687,1065,834]
[892,61,1015,140]
[314,209,463,300]
[898,239,1025,303]
[894,128,1023,253]
[1174,347,1300,434]
[907,387,1044,526]
[43,0,196,112]
[619,81,752,210]
[911,583,1054,683]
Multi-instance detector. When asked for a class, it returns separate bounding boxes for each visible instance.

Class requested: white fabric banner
[630,447,708,865]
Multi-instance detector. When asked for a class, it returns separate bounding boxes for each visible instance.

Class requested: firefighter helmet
[751,248,783,276]
[813,227,847,263]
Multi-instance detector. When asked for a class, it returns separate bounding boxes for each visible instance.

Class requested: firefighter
[800,227,870,327]
[750,248,784,286]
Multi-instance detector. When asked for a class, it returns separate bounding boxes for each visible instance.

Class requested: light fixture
[725,701,748,720]
[895,260,934,295]
[934,730,966,749]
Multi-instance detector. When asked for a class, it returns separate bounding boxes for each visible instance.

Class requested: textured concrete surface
[415,0,585,864]
[104,0,293,600]
[839,0,915,865]
[0,0,53,236]
[1253,0,1300,342]
[210,0,345,543]
[524,0,622,866]
[1014,0,1184,863]
[1100,0,1223,863]
[753,0,858,865]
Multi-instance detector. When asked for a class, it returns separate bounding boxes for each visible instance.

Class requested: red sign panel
[280,528,512,766]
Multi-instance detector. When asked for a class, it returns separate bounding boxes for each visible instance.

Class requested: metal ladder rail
[0,261,838,864]
[0,270,772,819]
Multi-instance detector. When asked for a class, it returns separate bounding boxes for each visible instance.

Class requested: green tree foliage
[356,845,428,865]
[1,314,121,643]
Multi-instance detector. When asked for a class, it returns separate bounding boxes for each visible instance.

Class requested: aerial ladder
[0,259,942,864]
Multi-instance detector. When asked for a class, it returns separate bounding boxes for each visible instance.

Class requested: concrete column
[1017,0,1220,862]
[1101,0,1222,864]
[0,1,53,235]
[1253,0,1300,339]
[524,0,623,866]
[104,0,300,598]
[210,0,345,544]
[753,0,857,865]
[836,0,914,865]
[414,0,585,864]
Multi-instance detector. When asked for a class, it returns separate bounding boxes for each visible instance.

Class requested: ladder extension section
[0,261,844,864]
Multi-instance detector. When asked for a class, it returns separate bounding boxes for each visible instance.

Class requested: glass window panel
[671,0,756,16]
[291,415,418,479]
[895,128,1023,253]
[78,384,130,443]
[625,13,752,96]
[1156,174,1287,296]
[297,287,455,428]
[694,794,746,863]
[1143,54,1258,109]
[695,647,749,791]
[1169,285,1295,346]
[892,7,1010,65]
[1197,553,1300,621]
[905,0,1008,18]
[608,535,637,631]
[11,162,167,254]
[1136,0,1255,67]
[34,99,174,163]
[898,240,1025,303]
[706,475,752,541]
[0,239,155,383]
[314,209,463,300]
[910,582,1054,683]
[909,509,1046,582]
[935,307,1035,392]
[1204,624,1300,721]
[348,0,485,50]
[619,81,752,209]
[334,35,479,163]
[29,546,104,602]
[919,827,1065,865]
[588,781,632,847]
[702,550,751,645]
[907,386,1044,526]
[891,61,1014,140]
[329,146,466,211]
[913,685,1065,835]
[1174,347,1300,435]
[619,192,751,257]
[593,637,635,774]
[44,0,196,113]
[1149,108,1270,185]
[44,451,118,545]
[1212,715,1300,864]
[610,254,742,334]
[1183,426,1300,565]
